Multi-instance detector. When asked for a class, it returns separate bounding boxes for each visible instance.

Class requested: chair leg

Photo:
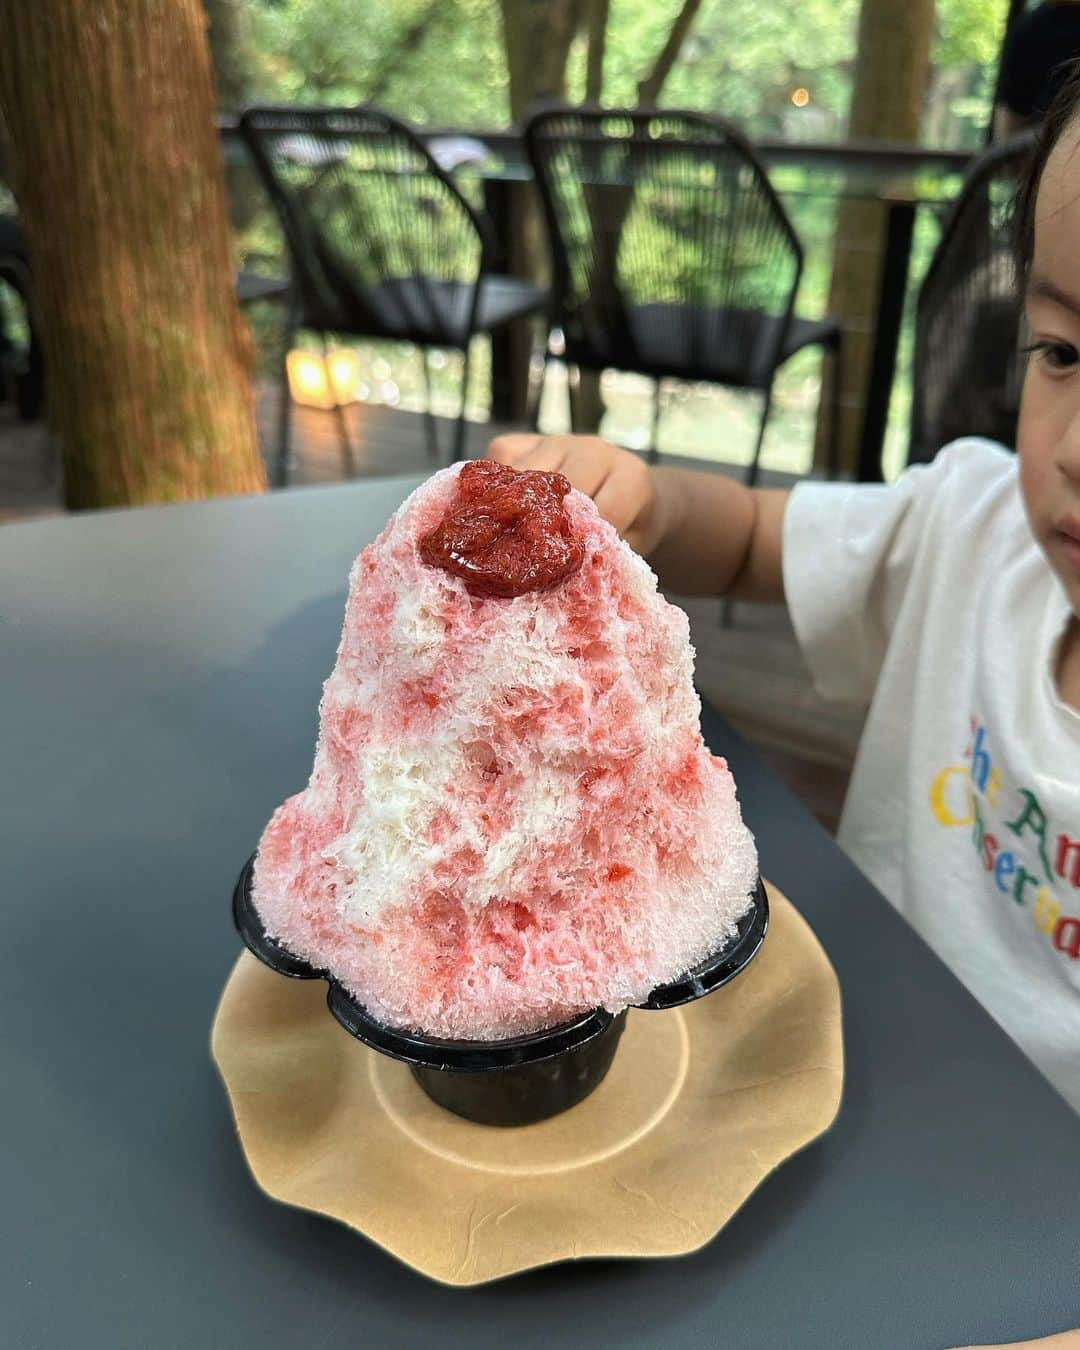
[420,347,440,459]
[528,350,551,433]
[322,333,356,480]
[331,400,357,479]
[648,378,663,464]
[825,333,844,482]
[526,329,551,432]
[452,343,472,461]
[275,314,298,489]
[746,381,775,490]
[567,363,580,434]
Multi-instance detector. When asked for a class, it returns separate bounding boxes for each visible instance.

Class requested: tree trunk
[501,0,707,435]
[585,0,610,103]
[497,0,585,425]
[637,0,704,106]
[500,0,586,124]
[203,0,263,111]
[0,0,266,510]
[575,0,704,435]
[817,0,936,475]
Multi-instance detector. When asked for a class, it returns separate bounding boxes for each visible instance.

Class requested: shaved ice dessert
[252,459,758,1041]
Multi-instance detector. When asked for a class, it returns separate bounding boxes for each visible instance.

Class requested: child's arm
[488,434,789,603]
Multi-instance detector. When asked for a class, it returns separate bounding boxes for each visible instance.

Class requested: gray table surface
[3,477,1079,1350]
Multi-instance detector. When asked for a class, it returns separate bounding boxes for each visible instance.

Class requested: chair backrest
[909,130,1037,465]
[523,106,803,380]
[238,105,490,344]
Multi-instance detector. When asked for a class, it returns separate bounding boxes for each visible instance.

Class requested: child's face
[1018,120,1080,618]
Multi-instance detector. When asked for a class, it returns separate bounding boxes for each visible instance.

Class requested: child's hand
[488,432,785,602]
[487,434,667,559]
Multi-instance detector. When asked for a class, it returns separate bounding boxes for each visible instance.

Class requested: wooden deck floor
[0,392,864,832]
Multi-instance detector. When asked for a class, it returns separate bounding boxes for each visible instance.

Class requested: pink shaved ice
[252,461,758,1039]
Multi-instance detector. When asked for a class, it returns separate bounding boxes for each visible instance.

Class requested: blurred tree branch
[637,0,704,105]
[585,0,609,102]
[501,0,705,118]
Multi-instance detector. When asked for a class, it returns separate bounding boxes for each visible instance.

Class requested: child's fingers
[487,433,566,471]
[487,435,657,550]
[488,434,615,500]
[593,456,653,540]
[483,440,548,472]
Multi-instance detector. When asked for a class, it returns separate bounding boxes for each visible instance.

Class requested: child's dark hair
[1015,59,1080,272]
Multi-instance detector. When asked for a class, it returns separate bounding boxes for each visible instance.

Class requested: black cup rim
[637,875,769,1009]
[232,855,767,1071]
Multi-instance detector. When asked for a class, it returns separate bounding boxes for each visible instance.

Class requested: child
[490,84,1080,1133]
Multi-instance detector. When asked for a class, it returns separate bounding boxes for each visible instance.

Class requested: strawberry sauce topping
[419,459,585,598]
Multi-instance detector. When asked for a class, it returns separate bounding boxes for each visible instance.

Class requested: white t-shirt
[783,438,1080,1114]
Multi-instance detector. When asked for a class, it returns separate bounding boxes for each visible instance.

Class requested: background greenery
[246,0,1006,147]
[231,0,1010,481]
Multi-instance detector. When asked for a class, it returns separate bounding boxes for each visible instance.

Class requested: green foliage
[250,0,506,124]
[566,0,858,136]
[240,0,1013,464]
[250,0,1009,149]
[935,0,1008,67]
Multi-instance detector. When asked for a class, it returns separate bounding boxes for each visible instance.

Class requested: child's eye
[1023,339,1080,372]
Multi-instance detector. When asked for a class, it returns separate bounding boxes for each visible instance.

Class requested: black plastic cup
[233,856,768,1127]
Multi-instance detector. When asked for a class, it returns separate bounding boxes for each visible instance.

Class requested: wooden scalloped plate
[211,882,843,1286]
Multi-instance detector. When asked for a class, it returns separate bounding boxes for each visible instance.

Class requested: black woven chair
[239,105,547,484]
[235,272,290,306]
[909,130,1037,466]
[0,216,44,422]
[524,106,842,483]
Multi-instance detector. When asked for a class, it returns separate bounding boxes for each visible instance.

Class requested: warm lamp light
[326,348,362,403]
[790,87,810,108]
[286,347,362,409]
[287,350,332,410]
